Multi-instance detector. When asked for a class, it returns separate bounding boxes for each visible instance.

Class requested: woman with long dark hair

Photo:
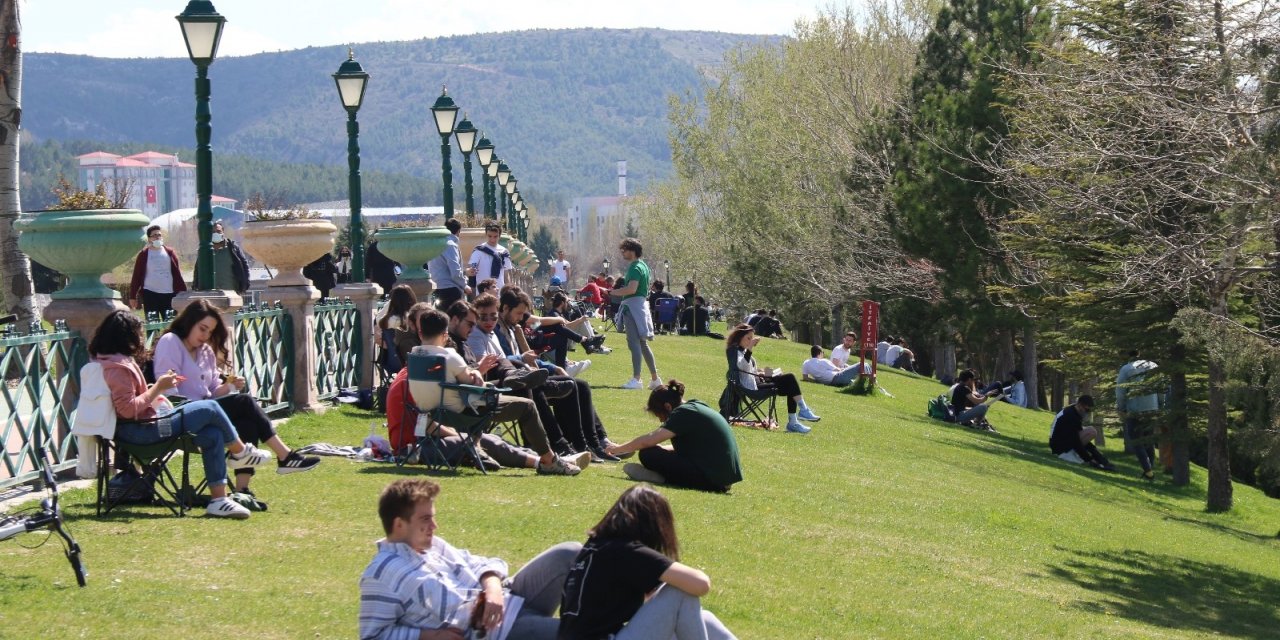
[606,379,741,493]
[89,310,271,519]
[726,323,820,434]
[152,300,320,499]
[376,284,417,374]
[559,486,737,639]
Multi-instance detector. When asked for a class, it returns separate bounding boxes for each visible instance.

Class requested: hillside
[2,329,1277,638]
[23,29,779,203]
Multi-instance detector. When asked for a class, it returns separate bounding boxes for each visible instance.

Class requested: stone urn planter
[458,226,488,262]
[373,226,451,284]
[240,219,337,287]
[16,208,150,299]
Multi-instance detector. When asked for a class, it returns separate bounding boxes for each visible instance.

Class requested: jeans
[614,585,738,640]
[1124,415,1156,473]
[832,366,862,387]
[506,542,583,640]
[114,399,241,487]
[492,394,551,456]
[955,402,990,424]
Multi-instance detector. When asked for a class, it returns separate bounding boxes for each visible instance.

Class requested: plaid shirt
[358,538,508,640]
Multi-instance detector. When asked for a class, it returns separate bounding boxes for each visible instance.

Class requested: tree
[528,223,558,278]
[993,0,1280,509]
[0,0,32,324]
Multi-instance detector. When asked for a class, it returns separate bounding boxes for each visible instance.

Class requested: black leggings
[215,393,277,477]
[549,376,608,451]
[760,373,803,413]
[638,447,727,492]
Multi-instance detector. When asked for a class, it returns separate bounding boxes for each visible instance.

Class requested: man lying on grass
[358,478,581,640]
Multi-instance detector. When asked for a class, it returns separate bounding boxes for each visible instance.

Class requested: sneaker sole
[277,462,320,475]
[623,463,666,484]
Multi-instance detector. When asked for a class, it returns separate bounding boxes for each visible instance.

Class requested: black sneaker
[591,446,622,463]
[552,440,578,458]
[277,451,322,475]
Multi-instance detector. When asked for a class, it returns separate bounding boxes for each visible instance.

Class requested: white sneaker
[566,360,592,378]
[206,497,251,519]
[621,378,644,390]
[648,378,663,390]
[228,444,272,470]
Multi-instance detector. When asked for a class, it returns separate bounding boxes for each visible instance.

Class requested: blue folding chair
[654,297,680,334]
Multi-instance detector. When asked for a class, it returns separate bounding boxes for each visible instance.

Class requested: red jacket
[129,246,187,301]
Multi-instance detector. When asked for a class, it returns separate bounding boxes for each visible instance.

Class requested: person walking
[1117,350,1164,479]
[128,225,186,317]
[192,220,250,295]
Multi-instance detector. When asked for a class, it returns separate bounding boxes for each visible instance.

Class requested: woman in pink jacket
[90,310,271,519]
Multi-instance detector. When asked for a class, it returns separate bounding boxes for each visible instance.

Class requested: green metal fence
[143,310,176,350]
[313,297,362,401]
[234,302,293,414]
[1,321,88,489]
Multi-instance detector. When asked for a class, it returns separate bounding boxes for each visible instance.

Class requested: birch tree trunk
[0,1,32,325]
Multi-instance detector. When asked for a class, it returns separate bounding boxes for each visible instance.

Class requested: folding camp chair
[654,297,680,334]
[720,349,778,428]
[401,352,510,474]
[95,407,208,517]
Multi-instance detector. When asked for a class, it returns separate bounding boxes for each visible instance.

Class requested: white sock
[788,412,798,424]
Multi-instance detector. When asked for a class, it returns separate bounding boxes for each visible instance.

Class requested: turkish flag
[145,185,157,204]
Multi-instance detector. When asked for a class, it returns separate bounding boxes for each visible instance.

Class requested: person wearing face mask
[129,224,187,317]
[192,220,250,294]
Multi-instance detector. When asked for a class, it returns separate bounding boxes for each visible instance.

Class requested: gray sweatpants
[614,585,738,640]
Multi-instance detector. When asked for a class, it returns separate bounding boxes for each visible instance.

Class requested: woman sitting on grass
[90,310,271,519]
[152,299,320,501]
[558,485,738,640]
[727,323,820,434]
[606,379,741,493]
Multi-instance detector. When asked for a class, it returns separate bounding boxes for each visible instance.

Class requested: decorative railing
[143,310,176,350]
[1,321,87,489]
[313,297,362,401]
[234,302,293,414]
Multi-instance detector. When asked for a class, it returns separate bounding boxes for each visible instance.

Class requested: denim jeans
[955,402,990,424]
[114,398,241,487]
[1124,415,1155,472]
[614,585,738,640]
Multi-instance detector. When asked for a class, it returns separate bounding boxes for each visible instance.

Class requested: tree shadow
[1160,514,1280,545]
[1045,548,1280,639]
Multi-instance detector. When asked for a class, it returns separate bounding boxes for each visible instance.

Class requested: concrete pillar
[400,278,434,304]
[333,282,383,389]
[43,298,128,343]
[273,285,323,413]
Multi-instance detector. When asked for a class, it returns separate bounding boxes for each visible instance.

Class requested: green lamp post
[519,209,530,243]
[176,0,227,291]
[505,178,518,232]
[332,49,370,282]
[454,115,477,217]
[474,136,495,219]
[430,87,459,220]
[484,155,500,219]
[496,162,511,227]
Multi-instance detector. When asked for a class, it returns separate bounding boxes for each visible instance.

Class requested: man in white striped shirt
[358,479,581,640]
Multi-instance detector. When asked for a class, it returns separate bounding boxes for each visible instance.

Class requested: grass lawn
[3,327,1280,639]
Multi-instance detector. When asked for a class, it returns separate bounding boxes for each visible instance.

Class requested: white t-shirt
[412,344,472,413]
[884,345,903,366]
[468,242,512,290]
[801,357,839,383]
[876,341,890,364]
[144,248,174,293]
[830,344,853,368]
[551,259,571,282]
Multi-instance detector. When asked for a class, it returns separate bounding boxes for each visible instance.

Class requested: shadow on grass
[920,414,1206,502]
[1161,514,1280,545]
[1047,548,1280,639]
[356,465,526,479]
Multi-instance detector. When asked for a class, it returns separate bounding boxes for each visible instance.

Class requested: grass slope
[3,329,1279,639]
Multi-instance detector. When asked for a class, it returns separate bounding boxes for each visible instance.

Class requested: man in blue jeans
[800,345,870,387]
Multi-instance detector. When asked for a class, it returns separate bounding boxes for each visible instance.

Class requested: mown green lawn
[3,328,1279,639]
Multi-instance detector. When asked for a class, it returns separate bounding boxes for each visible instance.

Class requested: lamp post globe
[333,49,370,281]
[176,0,227,291]
[430,87,460,220]
[454,115,478,217]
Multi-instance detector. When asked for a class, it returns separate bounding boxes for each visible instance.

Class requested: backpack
[928,394,957,423]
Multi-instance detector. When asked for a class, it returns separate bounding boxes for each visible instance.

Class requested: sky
[22,0,831,59]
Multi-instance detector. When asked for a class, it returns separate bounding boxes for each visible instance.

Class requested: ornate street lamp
[664,259,670,286]
[484,157,500,220]
[519,209,529,242]
[176,0,227,290]
[332,49,370,281]
[505,178,518,231]
[496,162,511,225]
[430,87,459,220]
[454,114,477,217]
[474,135,494,218]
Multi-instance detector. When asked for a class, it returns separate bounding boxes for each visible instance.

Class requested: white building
[76,151,199,219]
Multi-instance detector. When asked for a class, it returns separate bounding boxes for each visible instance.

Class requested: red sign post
[859,300,880,377]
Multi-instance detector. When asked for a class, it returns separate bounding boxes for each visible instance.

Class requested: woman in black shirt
[558,486,737,640]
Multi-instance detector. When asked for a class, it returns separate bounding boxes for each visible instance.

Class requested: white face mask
[150,239,164,248]
[211,233,225,243]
